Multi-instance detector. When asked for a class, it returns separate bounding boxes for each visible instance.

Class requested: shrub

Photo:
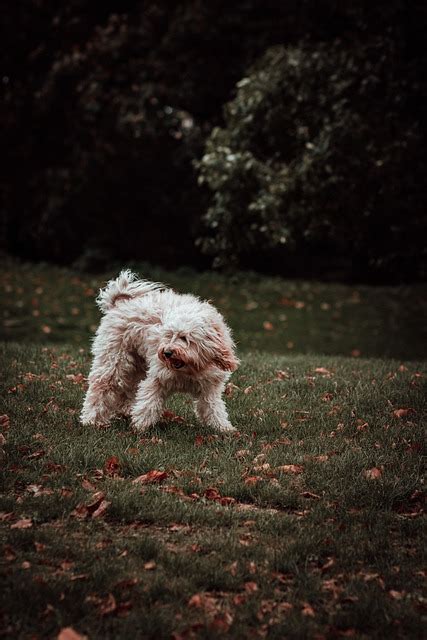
[197,38,427,279]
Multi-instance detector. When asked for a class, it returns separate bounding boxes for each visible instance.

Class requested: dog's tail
[96,270,164,313]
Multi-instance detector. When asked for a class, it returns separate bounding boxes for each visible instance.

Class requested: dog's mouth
[170,357,185,369]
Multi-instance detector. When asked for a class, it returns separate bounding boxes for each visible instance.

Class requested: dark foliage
[197,38,427,280]
[1,1,426,279]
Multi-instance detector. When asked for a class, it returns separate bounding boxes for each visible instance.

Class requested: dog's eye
[179,335,188,344]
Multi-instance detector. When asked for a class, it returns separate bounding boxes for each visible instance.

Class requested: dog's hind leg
[81,318,140,426]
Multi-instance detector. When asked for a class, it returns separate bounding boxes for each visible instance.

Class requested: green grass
[0,260,426,639]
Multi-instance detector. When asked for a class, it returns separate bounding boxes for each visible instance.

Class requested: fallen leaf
[225,383,240,397]
[99,593,117,616]
[235,449,250,459]
[10,518,33,529]
[0,415,10,430]
[244,476,263,485]
[263,321,274,331]
[209,612,234,632]
[161,410,185,423]
[276,464,304,475]
[144,561,157,571]
[4,545,16,561]
[92,500,111,519]
[104,456,121,477]
[301,602,315,617]
[364,467,383,480]
[314,367,333,376]
[132,470,168,485]
[301,491,321,500]
[389,589,406,600]
[393,408,416,418]
[244,581,258,593]
[58,627,87,640]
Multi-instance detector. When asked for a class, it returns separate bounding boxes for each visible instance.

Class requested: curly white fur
[81,270,239,432]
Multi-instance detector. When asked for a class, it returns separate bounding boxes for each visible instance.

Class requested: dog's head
[157,310,239,374]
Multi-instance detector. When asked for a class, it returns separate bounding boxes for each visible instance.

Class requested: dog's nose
[164,350,174,358]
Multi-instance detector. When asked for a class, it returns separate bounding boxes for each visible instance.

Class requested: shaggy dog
[81,270,239,432]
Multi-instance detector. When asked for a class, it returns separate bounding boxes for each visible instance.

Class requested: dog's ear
[212,325,239,372]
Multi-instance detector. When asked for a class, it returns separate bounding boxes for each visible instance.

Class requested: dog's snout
[164,349,174,358]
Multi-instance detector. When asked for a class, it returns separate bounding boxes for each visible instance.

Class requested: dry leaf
[301,602,315,617]
[210,612,234,632]
[10,518,33,529]
[92,500,111,519]
[276,464,304,475]
[104,456,120,477]
[58,627,87,640]
[132,470,168,485]
[301,491,321,500]
[393,408,415,418]
[365,467,383,480]
[244,476,263,485]
[144,561,157,571]
[0,415,10,430]
[99,593,117,616]
[314,367,332,376]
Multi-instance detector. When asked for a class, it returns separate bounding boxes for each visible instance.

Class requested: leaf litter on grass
[0,264,426,638]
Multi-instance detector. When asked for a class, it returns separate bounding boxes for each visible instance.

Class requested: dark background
[2,1,426,282]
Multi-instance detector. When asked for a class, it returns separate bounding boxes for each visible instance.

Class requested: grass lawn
[1,260,426,639]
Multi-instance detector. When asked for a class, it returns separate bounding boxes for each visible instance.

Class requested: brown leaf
[301,602,315,617]
[4,545,16,561]
[364,467,383,480]
[0,415,10,430]
[92,500,111,519]
[10,518,33,529]
[314,367,333,376]
[188,593,218,615]
[204,487,222,501]
[263,321,274,331]
[244,581,258,593]
[161,410,185,423]
[225,383,240,397]
[244,476,263,485]
[58,627,87,640]
[104,456,121,477]
[393,408,416,418]
[81,478,96,491]
[86,491,106,512]
[389,589,406,600]
[99,593,117,616]
[209,612,234,632]
[132,470,168,485]
[276,464,304,475]
[235,449,250,459]
[301,491,321,500]
[143,560,157,571]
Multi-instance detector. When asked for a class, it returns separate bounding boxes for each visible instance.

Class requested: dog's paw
[130,416,151,433]
[216,423,237,433]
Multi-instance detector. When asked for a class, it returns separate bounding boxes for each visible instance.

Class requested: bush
[197,38,427,280]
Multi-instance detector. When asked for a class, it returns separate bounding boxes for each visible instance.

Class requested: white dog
[81,270,239,433]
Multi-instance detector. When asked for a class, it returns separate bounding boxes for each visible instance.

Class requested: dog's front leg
[195,385,236,433]
[131,375,165,432]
